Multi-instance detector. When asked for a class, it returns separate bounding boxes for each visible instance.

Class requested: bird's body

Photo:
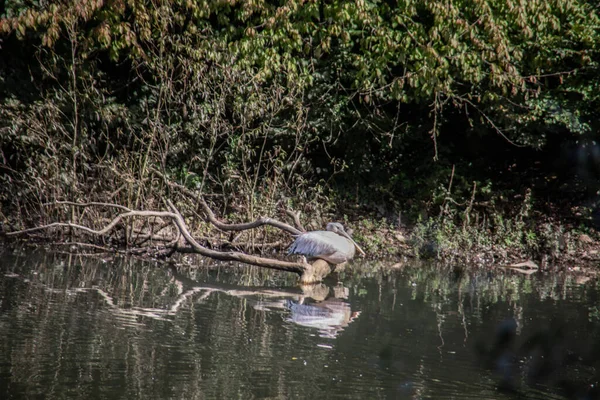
[287,222,365,264]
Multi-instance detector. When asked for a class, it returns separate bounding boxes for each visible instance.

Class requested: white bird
[287,222,366,264]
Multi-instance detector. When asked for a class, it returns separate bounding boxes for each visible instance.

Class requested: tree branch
[152,168,303,235]
[165,200,307,274]
[5,200,309,276]
[458,96,525,148]
[285,210,306,232]
[43,200,132,212]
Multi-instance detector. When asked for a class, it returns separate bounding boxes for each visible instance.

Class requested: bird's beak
[339,230,366,256]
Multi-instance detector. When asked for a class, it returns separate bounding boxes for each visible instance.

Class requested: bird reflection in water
[284,288,361,339]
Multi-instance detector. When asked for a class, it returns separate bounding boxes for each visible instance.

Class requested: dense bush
[0,0,599,232]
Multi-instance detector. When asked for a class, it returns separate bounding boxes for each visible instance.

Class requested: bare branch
[5,210,173,237]
[43,200,132,212]
[6,201,309,275]
[286,210,306,232]
[165,200,308,274]
[458,97,526,148]
[152,168,303,235]
[6,196,338,280]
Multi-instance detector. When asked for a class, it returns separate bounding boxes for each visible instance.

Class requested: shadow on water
[0,246,599,399]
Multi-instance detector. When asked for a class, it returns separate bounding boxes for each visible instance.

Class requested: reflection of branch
[436,309,445,355]
[48,287,175,322]
[58,241,115,252]
[42,284,293,322]
[21,264,359,339]
[92,280,304,320]
[457,286,469,345]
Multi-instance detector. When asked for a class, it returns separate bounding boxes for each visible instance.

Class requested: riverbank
[3,200,599,276]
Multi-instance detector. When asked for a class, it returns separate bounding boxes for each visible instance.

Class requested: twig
[523,69,579,80]
[152,168,303,235]
[463,181,477,231]
[430,92,441,160]
[439,164,455,217]
[285,210,306,232]
[43,201,132,212]
[459,97,525,148]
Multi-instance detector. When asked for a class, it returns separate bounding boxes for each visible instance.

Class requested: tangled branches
[4,196,337,283]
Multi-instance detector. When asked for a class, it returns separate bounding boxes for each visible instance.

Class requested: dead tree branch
[43,200,132,212]
[152,168,303,235]
[286,210,306,232]
[165,200,308,273]
[4,210,168,237]
[6,200,309,276]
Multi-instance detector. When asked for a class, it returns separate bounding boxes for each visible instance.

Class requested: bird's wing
[287,231,340,257]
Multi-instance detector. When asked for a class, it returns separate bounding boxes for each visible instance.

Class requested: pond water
[0,247,599,399]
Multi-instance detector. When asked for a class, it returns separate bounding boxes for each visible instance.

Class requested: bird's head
[326,222,366,256]
[326,222,345,233]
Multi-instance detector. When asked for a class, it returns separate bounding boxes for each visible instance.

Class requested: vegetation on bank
[0,0,599,265]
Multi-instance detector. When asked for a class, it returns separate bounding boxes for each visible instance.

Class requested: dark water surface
[0,247,599,399]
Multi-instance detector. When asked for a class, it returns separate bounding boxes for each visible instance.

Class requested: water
[0,247,599,399]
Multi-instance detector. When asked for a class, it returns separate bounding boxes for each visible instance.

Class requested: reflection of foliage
[0,248,332,398]
[347,260,589,311]
[1,247,597,399]
[590,306,600,322]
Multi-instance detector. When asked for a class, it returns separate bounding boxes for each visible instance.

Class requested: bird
[287,222,366,264]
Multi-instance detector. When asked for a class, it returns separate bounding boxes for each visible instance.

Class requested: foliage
[0,0,599,246]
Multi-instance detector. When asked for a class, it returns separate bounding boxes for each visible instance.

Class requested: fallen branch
[165,200,308,274]
[286,210,306,232]
[4,210,173,237]
[6,200,310,276]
